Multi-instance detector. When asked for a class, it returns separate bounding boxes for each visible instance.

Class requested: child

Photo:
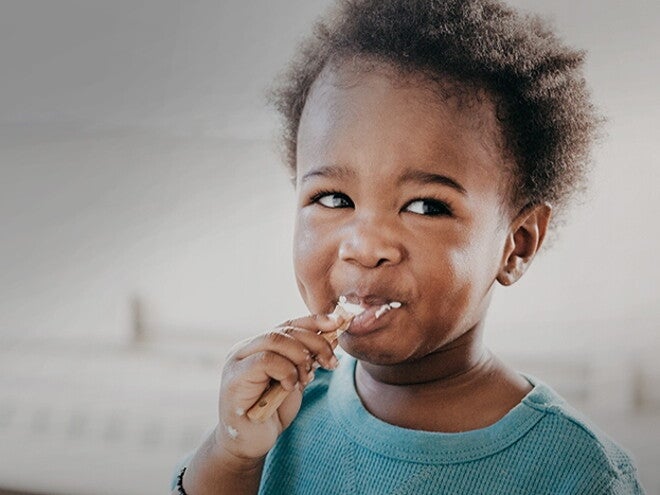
[172,0,644,493]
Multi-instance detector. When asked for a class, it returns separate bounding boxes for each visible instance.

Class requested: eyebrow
[301,164,356,183]
[301,164,467,195]
[398,168,467,195]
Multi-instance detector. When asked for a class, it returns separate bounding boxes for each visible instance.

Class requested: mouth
[336,293,405,336]
[340,292,404,308]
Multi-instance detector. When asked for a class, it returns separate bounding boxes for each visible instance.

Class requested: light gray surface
[0,0,333,136]
[1,1,658,494]
[1,0,658,344]
[0,340,658,495]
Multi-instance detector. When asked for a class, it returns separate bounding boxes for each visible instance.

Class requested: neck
[353,323,532,432]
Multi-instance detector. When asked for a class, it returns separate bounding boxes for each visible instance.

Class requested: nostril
[338,225,404,268]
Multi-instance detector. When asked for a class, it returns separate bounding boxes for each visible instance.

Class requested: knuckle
[265,330,290,346]
[284,366,298,381]
[277,362,298,383]
[308,335,332,352]
[280,326,295,335]
[278,319,295,328]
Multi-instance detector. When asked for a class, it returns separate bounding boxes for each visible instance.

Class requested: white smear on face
[374,304,391,319]
[226,424,239,439]
[375,301,403,319]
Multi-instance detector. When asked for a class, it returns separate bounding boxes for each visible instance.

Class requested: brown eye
[313,192,354,209]
[405,199,452,216]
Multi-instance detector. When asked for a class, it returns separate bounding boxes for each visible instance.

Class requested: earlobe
[497,203,552,286]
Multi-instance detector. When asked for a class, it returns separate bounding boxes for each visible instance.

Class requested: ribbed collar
[328,356,551,464]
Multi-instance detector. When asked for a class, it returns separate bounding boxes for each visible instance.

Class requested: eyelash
[405,197,454,217]
[309,189,351,206]
[308,189,454,217]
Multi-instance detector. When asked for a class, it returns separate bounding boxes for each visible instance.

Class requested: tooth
[389,301,402,308]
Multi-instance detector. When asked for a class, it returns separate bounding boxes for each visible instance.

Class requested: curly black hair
[270,0,602,223]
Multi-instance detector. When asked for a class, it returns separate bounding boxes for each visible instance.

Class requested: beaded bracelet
[175,466,189,495]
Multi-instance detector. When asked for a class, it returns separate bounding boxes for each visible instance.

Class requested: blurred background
[0,1,658,494]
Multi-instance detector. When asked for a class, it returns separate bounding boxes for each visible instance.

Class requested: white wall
[1,0,658,354]
[1,130,306,343]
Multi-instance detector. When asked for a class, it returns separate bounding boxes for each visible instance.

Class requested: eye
[404,199,453,216]
[311,191,354,209]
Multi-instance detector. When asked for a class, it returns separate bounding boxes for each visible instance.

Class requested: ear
[497,203,552,286]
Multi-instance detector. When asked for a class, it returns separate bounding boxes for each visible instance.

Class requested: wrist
[183,432,265,495]
[210,424,266,472]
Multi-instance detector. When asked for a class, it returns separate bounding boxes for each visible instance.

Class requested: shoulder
[521,375,642,492]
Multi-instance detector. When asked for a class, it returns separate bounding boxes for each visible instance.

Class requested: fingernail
[306,371,315,384]
[329,355,339,369]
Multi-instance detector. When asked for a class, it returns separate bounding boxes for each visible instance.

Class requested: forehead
[296,61,509,187]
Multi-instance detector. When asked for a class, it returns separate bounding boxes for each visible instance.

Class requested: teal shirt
[259,356,644,494]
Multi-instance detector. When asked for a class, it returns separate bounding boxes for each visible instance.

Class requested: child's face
[292,63,515,365]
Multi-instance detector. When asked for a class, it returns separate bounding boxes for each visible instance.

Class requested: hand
[215,312,343,460]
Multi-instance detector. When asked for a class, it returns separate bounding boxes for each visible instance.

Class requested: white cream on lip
[374,301,402,318]
[338,295,402,319]
[337,295,366,316]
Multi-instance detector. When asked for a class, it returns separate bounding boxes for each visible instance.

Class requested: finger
[228,351,302,395]
[276,313,347,367]
[234,326,338,371]
[231,330,314,380]
[274,326,339,370]
[278,312,348,335]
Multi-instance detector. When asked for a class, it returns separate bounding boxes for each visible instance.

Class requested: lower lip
[344,306,398,336]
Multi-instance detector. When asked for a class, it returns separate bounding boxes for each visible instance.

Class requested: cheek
[292,215,314,285]
[426,248,470,302]
[435,226,504,320]
[293,211,326,267]
[292,211,336,308]
[415,228,494,315]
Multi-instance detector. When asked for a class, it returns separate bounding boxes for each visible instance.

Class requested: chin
[340,340,406,366]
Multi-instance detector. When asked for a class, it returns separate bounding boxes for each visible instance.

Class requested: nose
[338,216,404,268]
